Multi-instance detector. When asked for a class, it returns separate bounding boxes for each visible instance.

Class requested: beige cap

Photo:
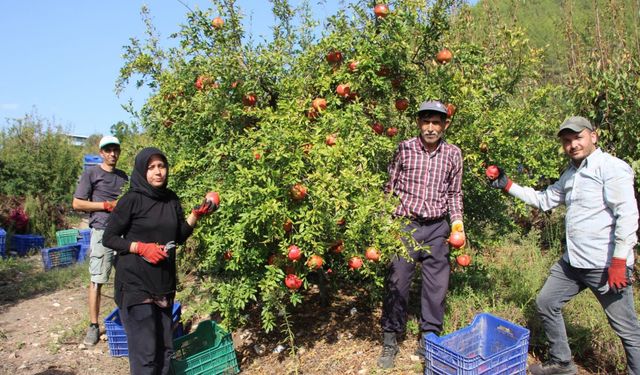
[557,116,594,136]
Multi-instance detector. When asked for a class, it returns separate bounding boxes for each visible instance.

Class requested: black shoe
[377,332,399,369]
[529,359,577,375]
[414,333,426,359]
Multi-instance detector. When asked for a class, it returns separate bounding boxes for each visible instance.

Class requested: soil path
[0,282,129,374]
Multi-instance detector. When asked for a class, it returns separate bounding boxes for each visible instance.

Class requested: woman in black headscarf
[103,147,216,375]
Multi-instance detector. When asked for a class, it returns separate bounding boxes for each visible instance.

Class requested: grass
[0,252,111,354]
[64,211,86,229]
[0,253,88,304]
[443,229,547,331]
[48,319,90,354]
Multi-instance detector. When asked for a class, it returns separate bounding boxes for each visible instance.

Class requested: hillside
[464,0,639,82]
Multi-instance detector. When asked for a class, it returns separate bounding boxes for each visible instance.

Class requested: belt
[413,217,445,225]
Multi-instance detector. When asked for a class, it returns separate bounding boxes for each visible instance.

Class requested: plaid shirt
[385,137,463,222]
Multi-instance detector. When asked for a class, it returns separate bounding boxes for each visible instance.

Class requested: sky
[0,1,350,137]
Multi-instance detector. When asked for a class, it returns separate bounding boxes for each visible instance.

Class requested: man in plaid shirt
[378,100,465,369]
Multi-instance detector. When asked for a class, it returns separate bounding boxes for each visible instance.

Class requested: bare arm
[186,212,198,227]
[72,198,107,212]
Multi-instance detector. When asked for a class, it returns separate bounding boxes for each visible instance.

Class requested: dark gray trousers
[381,218,450,334]
[537,259,640,374]
[120,302,174,375]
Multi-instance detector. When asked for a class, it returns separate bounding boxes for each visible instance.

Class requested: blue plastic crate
[78,229,91,246]
[9,234,46,256]
[77,244,90,262]
[77,229,92,262]
[424,313,529,375]
[105,302,184,357]
[84,154,102,164]
[0,228,6,258]
[83,154,102,171]
[41,244,80,271]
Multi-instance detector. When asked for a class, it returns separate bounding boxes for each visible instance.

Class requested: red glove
[486,166,513,192]
[131,242,167,264]
[192,192,220,218]
[192,200,213,218]
[103,201,117,212]
[607,257,628,290]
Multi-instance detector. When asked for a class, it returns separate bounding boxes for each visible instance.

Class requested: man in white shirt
[489,116,640,375]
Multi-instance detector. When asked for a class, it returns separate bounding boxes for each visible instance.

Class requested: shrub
[0,112,83,204]
[0,195,26,233]
[23,195,70,246]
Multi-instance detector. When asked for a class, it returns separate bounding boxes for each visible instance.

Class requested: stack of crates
[83,154,102,171]
[105,302,184,357]
[170,320,240,375]
[78,229,91,262]
[0,228,6,258]
[55,229,91,262]
[424,313,529,375]
[9,234,45,256]
[56,229,79,247]
[41,244,81,271]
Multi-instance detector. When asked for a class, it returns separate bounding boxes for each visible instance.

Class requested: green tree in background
[0,112,82,204]
[464,0,640,185]
[80,133,101,155]
[109,120,153,175]
[467,0,638,84]
[563,1,640,185]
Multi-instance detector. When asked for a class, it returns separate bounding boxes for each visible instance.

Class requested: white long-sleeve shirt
[508,148,638,268]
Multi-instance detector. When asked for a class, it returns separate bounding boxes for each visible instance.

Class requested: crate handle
[497,325,515,338]
[429,358,457,372]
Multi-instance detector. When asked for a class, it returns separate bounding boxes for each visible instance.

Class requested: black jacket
[103,147,193,308]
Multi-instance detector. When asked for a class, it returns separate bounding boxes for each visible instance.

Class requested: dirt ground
[0,260,601,375]
[0,209,599,375]
[0,280,129,374]
[0,271,435,375]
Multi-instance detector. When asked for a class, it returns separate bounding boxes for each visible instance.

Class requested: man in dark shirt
[72,136,128,346]
[378,100,465,369]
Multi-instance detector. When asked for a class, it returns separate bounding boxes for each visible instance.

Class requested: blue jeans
[536,259,640,374]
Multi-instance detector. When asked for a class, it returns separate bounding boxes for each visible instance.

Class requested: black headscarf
[130,147,175,201]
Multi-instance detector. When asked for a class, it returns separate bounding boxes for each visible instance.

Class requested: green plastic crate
[56,229,80,247]
[170,320,239,375]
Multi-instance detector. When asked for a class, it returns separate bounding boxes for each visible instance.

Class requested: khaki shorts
[88,229,115,284]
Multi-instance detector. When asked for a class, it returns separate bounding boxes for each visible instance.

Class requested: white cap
[99,136,120,149]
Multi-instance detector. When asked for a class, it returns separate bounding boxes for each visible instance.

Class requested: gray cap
[557,116,594,136]
[417,100,448,116]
